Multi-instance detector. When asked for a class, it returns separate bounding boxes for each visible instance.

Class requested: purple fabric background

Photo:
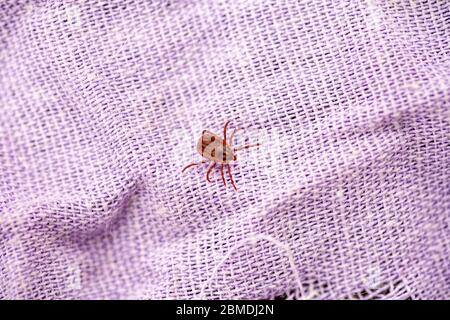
[0,0,449,299]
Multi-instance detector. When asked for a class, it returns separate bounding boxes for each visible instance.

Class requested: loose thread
[196,234,305,299]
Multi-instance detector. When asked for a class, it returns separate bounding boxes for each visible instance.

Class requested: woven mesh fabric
[0,0,449,300]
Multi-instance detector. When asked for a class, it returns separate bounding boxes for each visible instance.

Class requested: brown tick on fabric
[182,121,260,191]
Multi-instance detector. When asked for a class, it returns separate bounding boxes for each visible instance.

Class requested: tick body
[182,121,260,191]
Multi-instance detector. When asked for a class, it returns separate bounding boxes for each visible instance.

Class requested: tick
[182,121,260,191]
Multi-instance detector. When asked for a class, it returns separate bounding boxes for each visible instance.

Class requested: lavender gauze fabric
[0,0,449,300]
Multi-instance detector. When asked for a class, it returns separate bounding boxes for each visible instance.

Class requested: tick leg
[206,162,216,182]
[223,120,231,145]
[227,164,237,191]
[229,128,242,148]
[182,160,207,173]
[220,164,227,187]
[234,143,261,152]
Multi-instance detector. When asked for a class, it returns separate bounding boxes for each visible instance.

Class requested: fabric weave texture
[0,0,449,299]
